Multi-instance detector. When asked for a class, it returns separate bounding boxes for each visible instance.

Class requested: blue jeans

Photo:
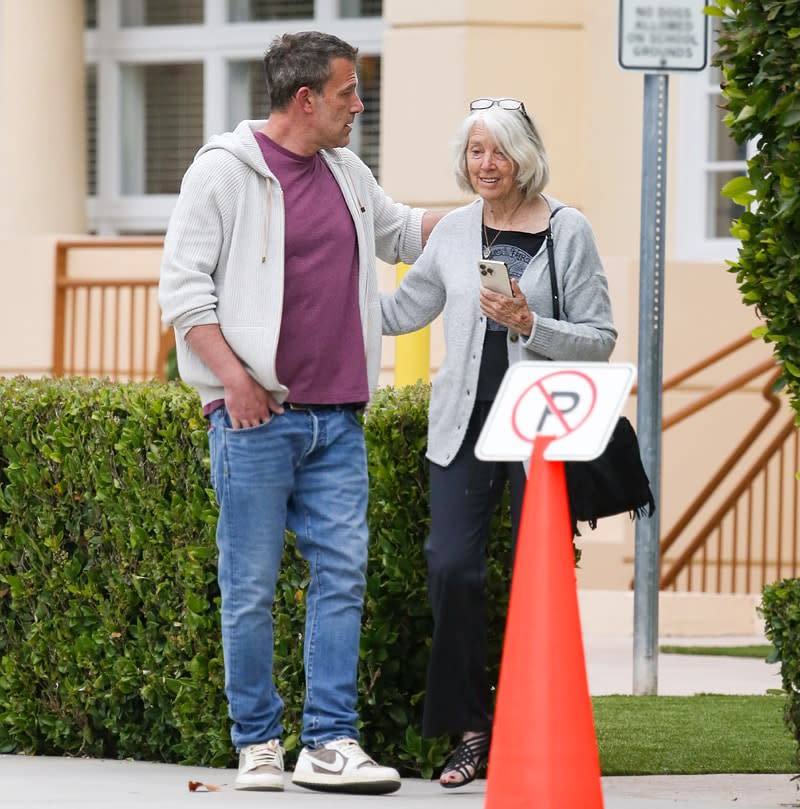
[207,406,368,750]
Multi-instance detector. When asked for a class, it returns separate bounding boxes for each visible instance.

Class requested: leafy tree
[709,0,800,419]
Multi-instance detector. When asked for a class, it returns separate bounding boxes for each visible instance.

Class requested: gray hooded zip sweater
[381,195,617,467]
[159,119,426,407]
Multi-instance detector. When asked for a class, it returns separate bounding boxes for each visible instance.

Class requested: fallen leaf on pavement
[188,780,222,792]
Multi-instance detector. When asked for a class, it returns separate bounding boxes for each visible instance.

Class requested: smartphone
[478,259,513,297]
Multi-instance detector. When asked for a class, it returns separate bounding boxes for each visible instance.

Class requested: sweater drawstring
[262,177,271,263]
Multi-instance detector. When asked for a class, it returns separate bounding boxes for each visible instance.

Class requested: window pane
[708,94,746,162]
[228,0,313,21]
[707,171,744,239]
[708,16,723,87]
[85,0,97,28]
[709,62,723,89]
[121,0,203,26]
[121,63,204,195]
[355,55,381,179]
[249,62,270,120]
[340,0,382,16]
[86,66,97,196]
[145,64,203,193]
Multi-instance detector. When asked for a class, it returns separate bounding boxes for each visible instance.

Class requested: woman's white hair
[453,103,549,201]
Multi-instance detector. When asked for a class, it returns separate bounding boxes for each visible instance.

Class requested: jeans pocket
[222,409,274,434]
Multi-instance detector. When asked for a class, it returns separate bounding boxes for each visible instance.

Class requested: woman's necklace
[482,197,526,259]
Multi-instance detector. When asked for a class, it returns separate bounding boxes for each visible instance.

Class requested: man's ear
[295,86,314,113]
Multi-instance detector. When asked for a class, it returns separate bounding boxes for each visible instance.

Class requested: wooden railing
[644,335,798,593]
[52,238,173,381]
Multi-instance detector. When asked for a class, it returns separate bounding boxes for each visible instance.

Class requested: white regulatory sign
[475,362,636,462]
[618,0,709,72]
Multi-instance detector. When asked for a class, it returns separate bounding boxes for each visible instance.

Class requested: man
[159,31,442,795]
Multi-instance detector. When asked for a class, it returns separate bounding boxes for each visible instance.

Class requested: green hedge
[710,0,800,417]
[0,378,512,776]
[760,579,800,765]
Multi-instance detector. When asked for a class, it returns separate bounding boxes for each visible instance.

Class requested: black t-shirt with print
[477,227,547,401]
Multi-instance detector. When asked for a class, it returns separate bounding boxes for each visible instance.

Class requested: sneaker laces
[244,741,283,770]
[329,738,375,766]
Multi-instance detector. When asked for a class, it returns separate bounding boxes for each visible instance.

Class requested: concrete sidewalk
[4,756,798,809]
[2,635,795,809]
[584,633,783,696]
[3,755,799,809]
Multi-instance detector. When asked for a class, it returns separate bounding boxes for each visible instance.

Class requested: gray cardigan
[381,195,617,467]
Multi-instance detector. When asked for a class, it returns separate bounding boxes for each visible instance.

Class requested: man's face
[310,57,364,149]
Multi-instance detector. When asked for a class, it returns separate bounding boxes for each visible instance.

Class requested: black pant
[422,401,525,738]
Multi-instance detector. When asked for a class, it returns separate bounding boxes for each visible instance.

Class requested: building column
[0,0,86,375]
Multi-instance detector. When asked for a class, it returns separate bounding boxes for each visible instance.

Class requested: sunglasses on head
[469,98,533,127]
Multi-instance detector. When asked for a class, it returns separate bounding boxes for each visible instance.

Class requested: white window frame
[674,24,754,262]
[85,0,385,235]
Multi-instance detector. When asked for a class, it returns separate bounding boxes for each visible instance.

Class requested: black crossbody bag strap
[549,204,656,535]
[546,206,565,321]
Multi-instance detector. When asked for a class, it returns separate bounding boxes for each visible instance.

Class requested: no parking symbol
[476,362,636,462]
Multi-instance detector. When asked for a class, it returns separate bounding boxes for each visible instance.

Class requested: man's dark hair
[263,31,359,112]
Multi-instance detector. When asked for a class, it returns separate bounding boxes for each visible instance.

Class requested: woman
[381,98,617,788]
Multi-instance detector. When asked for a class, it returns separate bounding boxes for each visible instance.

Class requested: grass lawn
[593,694,796,775]
[659,644,773,659]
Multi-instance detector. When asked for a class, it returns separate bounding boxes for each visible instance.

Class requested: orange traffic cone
[484,435,604,809]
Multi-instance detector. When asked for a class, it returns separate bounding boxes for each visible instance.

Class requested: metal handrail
[632,333,796,593]
[661,416,798,591]
[658,367,783,560]
[661,333,755,390]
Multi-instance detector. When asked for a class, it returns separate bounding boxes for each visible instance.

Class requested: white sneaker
[292,737,401,794]
[234,739,285,791]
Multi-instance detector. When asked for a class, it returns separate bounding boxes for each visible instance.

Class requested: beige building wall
[0,3,790,631]
[0,0,86,377]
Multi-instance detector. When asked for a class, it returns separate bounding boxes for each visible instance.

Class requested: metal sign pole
[633,72,668,696]
[617,0,708,697]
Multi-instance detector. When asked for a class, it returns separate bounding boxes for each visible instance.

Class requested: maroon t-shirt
[255,131,368,405]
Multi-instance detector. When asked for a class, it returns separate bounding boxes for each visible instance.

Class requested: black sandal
[439,732,491,789]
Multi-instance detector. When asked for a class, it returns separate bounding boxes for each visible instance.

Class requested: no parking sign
[475,362,636,462]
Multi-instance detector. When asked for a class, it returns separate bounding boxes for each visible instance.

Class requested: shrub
[0,378,514,775]
[760,579,800,765]
[0,378,229,765]
[710,0,800,418]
